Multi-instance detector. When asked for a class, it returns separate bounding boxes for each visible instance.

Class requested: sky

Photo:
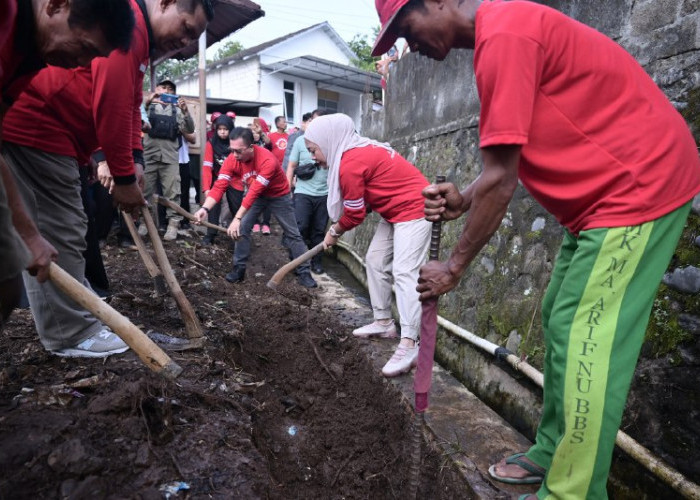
[207,0,382,55]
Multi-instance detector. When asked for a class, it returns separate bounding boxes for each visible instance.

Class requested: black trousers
[79,168,110,292]
[207,188,244,238]
[294,193,329,267]
[256,205,272,226]
[179,162,191,214]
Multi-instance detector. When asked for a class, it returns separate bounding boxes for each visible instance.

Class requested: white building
[173,22,381,130]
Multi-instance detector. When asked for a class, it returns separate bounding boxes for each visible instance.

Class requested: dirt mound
[1,230,464,499]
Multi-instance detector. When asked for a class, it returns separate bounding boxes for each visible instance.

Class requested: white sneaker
[381,343,419,377]
[137,223,148,237]
[52,329,129,358]
[352,320,397,338]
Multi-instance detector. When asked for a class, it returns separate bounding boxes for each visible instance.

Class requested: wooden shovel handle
[141,207,204,339]
[48,262,182,379]
[155,194,227,234]
[267,243,325,288]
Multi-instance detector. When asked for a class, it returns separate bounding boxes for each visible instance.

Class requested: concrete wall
[353,0,700,490]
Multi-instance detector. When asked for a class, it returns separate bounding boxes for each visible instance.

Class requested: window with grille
[283,80,295,123]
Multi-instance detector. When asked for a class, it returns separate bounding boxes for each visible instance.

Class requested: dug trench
[0,228,465,499]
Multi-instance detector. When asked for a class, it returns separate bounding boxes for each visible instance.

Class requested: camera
[160,93,179,104]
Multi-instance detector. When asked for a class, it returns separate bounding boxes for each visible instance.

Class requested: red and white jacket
[208,145,289,210]
[336,146,428,232]
[202,141,244,192]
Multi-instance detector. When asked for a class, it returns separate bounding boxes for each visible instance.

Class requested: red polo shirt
[209,145,290,210]
[1,0,148,182]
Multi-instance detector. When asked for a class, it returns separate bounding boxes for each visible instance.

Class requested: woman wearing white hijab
[305,113,432,377]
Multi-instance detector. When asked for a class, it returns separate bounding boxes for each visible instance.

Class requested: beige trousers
[365,217,431,341]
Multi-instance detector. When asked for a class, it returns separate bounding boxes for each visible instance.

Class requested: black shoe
[311,264,324,274]
[118,239,137,251]
[180,221,191,230]
[225,267,245,283]
[202,235,215,246]
[297,272,317,288]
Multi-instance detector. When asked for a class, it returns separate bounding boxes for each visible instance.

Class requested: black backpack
[148,105,178,141]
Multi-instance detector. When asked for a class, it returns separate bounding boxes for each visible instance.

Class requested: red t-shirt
[2,0,148,180]
[337,145,428,232]
[475,0,700,234]
[268,131,288,164]
[0,0,44,116]
[209,145,289,210]
[202,141,244,192]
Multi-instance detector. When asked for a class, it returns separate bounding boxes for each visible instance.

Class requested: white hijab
[304,113,393,221]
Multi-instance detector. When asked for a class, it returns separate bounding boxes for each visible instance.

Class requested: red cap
[371,0,410,57]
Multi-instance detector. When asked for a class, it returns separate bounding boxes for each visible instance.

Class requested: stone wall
[351,0,700,490]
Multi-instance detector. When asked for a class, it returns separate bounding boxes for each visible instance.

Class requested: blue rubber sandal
[488,452,545,485]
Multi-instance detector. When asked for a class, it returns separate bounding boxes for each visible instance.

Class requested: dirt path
[0,229,464,499]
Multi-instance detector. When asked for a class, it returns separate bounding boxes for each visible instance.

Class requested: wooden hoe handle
[267,243,325,288]
[48,262,182,379]
[155,195,227,234]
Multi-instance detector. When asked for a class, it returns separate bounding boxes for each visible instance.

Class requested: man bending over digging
[370,0,700,498]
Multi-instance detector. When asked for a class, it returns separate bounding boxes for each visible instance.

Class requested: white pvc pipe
[334,240,700,500]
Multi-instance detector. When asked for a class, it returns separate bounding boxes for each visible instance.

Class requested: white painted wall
[172,25,367,130]
[259,29,351,67]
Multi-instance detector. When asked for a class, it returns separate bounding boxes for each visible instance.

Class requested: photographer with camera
[286,111,329,274]
[141,79,195,241]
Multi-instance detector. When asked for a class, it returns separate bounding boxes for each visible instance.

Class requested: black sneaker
[202,235,215,246]
[118,239,137,251]
[225,266,245,283]
[312,264,324,274]
[297,272,317,288]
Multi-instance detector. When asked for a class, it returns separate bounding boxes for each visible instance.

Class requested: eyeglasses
[229,146,252,155]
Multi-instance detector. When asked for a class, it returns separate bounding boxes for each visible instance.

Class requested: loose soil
[0,229,465,499]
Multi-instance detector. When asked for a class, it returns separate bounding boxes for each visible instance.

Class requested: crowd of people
[2,0,699,497]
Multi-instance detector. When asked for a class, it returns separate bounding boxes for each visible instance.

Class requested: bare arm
[286,160,297,190]
[182,131,196,144]
[417,144,521,300]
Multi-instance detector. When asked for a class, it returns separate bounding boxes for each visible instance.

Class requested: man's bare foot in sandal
[488,452,545,484]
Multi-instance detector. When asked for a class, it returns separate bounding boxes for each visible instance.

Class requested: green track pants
[526,202,691,499]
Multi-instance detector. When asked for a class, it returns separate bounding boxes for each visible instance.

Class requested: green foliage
[143,40,245,91]
[347,33,377,72]
[212,40,244,61]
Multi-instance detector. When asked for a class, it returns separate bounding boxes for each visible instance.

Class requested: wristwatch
[329,225,342,238]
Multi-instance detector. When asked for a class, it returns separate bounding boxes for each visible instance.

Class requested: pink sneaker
[261,224,271,235]
[252,224,261,233]
[382,343,419,377]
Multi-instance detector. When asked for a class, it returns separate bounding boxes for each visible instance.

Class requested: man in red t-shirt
[1,0,212,357]
[194,127,317,288]
[372,1,700,498]
[268,115,289,165]
[0,0,134,331]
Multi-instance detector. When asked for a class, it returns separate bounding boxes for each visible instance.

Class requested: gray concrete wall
[350,0,700,490]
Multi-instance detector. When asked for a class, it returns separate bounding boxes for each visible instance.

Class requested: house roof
[174,21,356,80]
[261,56,381,94]
[152,0,265,66]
